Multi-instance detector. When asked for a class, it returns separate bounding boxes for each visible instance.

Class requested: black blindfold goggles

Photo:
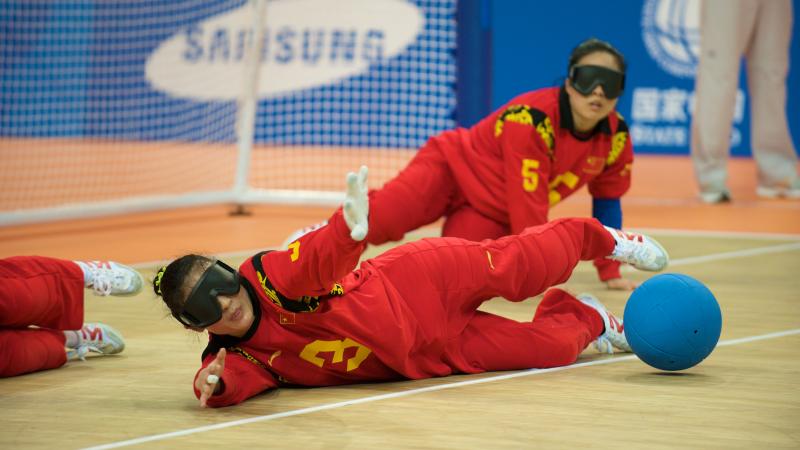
[569,65,626,99]
[174,260,240,328]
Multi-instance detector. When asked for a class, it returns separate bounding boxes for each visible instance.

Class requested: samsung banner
[0,0,455,148]
[145,0,424,100]
[3,0,796,154]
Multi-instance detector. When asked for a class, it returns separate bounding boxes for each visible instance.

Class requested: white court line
[82,328,800,450]
[633,227,800,241]
[619,241,800,272]
[668,242,800,267]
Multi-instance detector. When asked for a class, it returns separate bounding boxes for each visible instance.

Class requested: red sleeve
[194,352,278,408]
[588,117,632,282]
[496,106,553,234]
[588,117,633,199]
[593,258,622,282]
[263,209,366,299]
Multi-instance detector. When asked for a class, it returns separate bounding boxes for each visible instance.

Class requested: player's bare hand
[343,165,369,241]
[606,277,638,291]
[196,348,226,408]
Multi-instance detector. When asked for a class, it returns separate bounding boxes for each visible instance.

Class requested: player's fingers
[202,349,225,382]
[346,172,358,196]
[350,225,367,241]
[607,278,637,291]
[199,389,210,408]
[193,375,204,393]
[203,371,220,403]
[620,278,638,290]
[199,378,213,407]
[357,166,368,189]
[205,350,226,377]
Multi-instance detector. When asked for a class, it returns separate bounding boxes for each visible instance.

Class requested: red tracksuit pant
[366,136,510,245]
[0,256,85,377]
[363,217,610,373]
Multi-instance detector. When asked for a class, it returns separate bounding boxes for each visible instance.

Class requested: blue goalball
[623,273,722,371]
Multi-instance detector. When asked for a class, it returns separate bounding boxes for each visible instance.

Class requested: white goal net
[0,0,456,225]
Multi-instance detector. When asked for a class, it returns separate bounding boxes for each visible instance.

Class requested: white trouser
[691,0,797,191]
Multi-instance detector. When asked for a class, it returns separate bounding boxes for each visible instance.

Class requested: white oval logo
[146,0,424,100]
[641,0,701,78]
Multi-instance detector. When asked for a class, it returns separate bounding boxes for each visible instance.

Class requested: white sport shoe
[83,261,143,296]
[756,182,800,200]
[699,189,731,204]
[577,293,631,354]
[66,323,126,361]
[604,226,669,272]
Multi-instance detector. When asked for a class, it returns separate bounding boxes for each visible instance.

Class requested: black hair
[153,254,213,319]
[568,38,626,73]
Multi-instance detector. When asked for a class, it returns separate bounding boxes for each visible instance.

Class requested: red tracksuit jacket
[450,86,632,230]
[196,211,611,407]
[366,87,633,281]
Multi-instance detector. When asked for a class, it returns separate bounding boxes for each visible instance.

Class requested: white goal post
[0,0,456,226]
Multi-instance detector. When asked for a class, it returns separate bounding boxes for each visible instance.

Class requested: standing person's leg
[691,0,754,202]
[747,0,799,197]
[366,135,460,245]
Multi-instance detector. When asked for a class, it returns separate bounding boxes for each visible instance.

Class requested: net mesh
[0,0,456,223]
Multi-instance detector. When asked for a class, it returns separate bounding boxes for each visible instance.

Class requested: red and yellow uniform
[0,256,85,377]
[367,86,633,281]
[197,211,617,407]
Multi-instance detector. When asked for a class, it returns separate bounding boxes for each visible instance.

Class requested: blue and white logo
[146,0,424,100]
[641,0,701,78]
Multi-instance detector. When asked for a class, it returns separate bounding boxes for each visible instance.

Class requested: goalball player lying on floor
[154,166,668,408]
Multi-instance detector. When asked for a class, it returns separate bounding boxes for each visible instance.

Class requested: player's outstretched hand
[606,277,638,291]
[196,348,226,408]
[343,165,369,241]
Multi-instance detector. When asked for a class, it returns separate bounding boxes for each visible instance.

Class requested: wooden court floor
[0,155,799,449]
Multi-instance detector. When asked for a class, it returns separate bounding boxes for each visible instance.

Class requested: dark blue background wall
[458,0,800,156]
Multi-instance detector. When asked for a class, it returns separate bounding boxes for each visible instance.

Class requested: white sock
[64,330,82,348]
[74,261,93,287]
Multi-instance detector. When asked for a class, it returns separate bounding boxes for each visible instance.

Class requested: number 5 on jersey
[521,158,540,192]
